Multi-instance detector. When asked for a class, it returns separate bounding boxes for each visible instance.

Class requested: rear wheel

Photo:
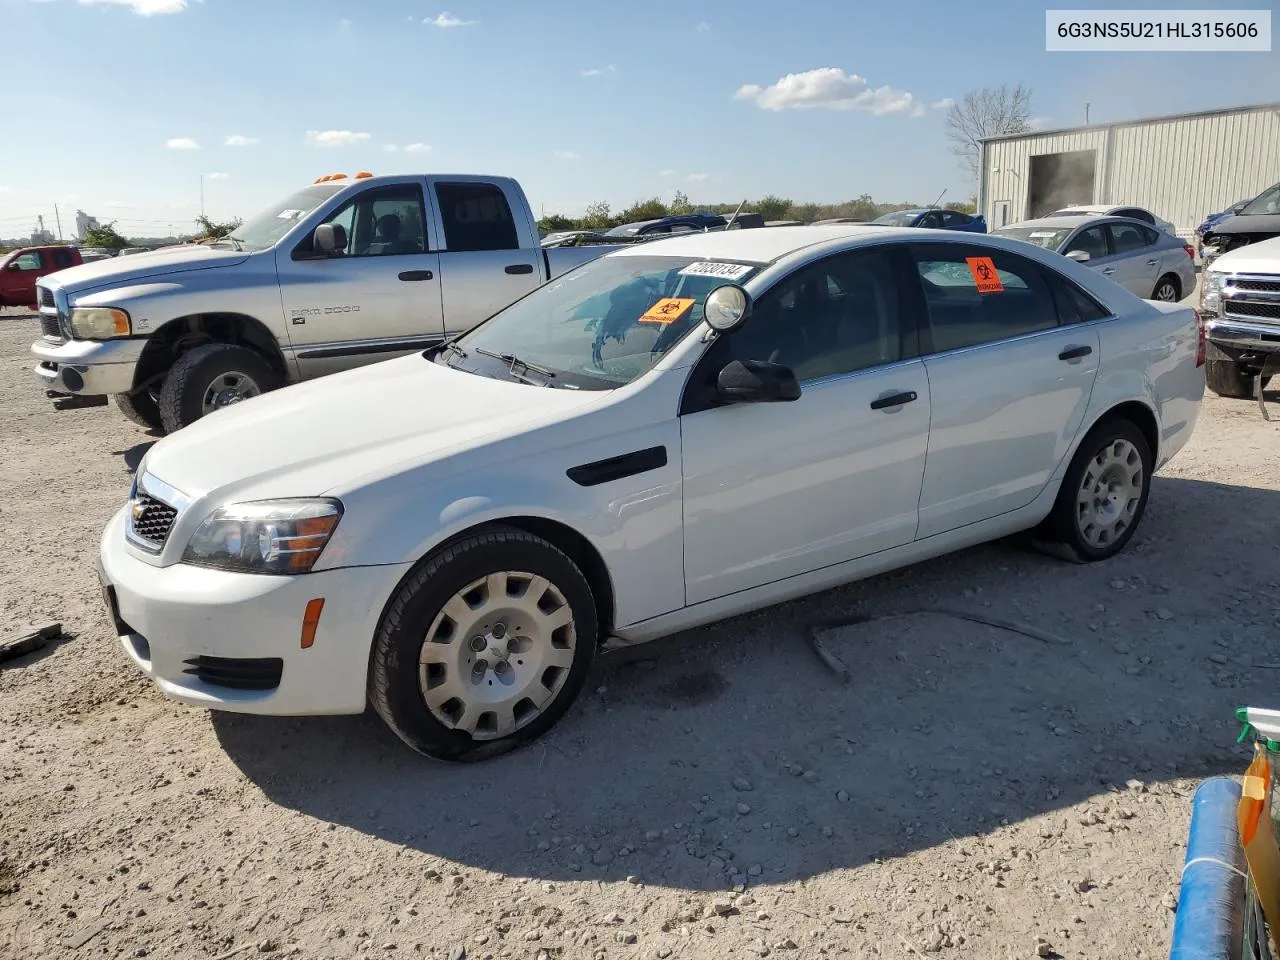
[1205,357,1260,399]
[1151,274,1181,302]
[369,526,598,762]
[113,390,164,432]
[158,343,279,433]
[1035,418,1152,563]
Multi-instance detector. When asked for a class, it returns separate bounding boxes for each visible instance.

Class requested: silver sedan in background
[993,215,1196,302]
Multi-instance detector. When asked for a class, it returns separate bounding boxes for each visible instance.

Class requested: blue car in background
[1195,196,1253,256]
[869,208,988,233]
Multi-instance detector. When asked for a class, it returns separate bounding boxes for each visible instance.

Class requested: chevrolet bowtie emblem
[130,500,146,523]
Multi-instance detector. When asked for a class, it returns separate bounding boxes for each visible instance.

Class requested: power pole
[1085,102,1091,124]
[200,175,205,219]
[54,204,64,240]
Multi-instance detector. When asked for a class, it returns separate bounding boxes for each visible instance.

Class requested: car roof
[998,215,1096,229]
[610,224,912,263]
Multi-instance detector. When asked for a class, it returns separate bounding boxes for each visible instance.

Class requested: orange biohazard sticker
[639,297,696,324]
[965,256,1004,294]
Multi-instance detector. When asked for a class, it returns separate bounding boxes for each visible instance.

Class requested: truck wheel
[369,526,598,762]
[113,390,164,432]
[158,343,279,433]
[1034,417,1152,564]
[1205,357,1259,399]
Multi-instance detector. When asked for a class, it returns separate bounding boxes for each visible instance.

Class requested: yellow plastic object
[330,172,348,180]
[354,171,373,179]
[1239,743,1280,931]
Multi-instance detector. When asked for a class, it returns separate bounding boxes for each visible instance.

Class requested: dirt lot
[2,314,1278,960]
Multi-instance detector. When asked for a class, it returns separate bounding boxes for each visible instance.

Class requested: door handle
[1058,345,1093,361]
[398,270,434,281]
[1101,267,1116,274]
[869,390,918,410]
[1145,258,1160,265]
[505,263,535,275]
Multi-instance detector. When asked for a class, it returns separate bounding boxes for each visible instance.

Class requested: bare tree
[945,84,1034,182]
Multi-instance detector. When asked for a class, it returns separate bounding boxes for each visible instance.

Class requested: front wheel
[1205,356,1263,400]
[1035,418,1153,563]
[158,343,279,433]
[369,526,598,761]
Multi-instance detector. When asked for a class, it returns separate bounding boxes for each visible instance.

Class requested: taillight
[1194,309,1206,367]
[1183,243,1196,261]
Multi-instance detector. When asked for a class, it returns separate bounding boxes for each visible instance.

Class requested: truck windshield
[447,254,761,390]
[218,185,344,251]
[992,226,1072,250]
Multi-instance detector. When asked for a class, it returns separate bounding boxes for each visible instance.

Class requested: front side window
[435,182,518,251]
[313,185,429,257]
[718,249,906,382]
[1109,222,1150,254]
[1065,226,1109,258]
[911,244,1059,353]
[447,254,761,390]
[11,253,43,271]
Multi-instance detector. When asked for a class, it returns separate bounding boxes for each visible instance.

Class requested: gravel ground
[2,313,1278,960]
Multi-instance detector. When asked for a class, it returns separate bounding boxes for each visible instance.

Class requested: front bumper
[98,507,412,715]
[1205,319,1280,352]
[32,336,145,396]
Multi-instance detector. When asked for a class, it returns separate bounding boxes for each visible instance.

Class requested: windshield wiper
[474,347,557,379]
[438,340,467,363]
[213,235,244,251]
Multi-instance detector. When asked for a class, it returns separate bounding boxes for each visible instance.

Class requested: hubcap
[201,371,260,414]
[1155,282,1178,302]
[418,571,576,740]
[1075,438,1144,548]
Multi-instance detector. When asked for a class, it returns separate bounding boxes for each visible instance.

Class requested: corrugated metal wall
[981,105,1280,235]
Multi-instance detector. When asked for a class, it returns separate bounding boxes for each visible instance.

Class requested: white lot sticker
[679,261,753,280]
[1029,231,1057,238]
[276,209,305,220]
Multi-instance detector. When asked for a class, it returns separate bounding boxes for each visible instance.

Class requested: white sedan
[98,226,1206,760]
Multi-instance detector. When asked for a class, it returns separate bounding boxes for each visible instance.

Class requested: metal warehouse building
[978,101,1280,237]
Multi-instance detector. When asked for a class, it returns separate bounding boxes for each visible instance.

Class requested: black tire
[1205,357,1260,399]
[1035,417,1153,563]
[113,390,164,432]
[158,343,279,433]
[1151,274,1181,302]
[369,526,598,762]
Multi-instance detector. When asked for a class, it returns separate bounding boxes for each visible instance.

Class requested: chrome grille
[40,314,63,339]
[39,286,55,309]
[1229,301,1280,321]
[1224,273,1280,327]
[130,494,179,548]
[1236,278,1280,294]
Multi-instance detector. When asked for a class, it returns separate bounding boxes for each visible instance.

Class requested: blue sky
[1,0,1276,239]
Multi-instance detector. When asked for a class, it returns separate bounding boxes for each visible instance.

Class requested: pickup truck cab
[1,245,82,308]
[31,173,605,433]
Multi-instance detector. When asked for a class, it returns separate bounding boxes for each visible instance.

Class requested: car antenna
[928,188,947,210]
[723,198,748,232]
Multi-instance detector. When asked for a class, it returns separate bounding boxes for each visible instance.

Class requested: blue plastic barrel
[1169,776,1246,960]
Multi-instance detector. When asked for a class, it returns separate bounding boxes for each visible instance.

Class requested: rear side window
[52,249,74,269]
[910,244,1060,353]
[1109,222,1150,254]
[1048,273,1111,323]
[1117,208,1155,225]
[435,182,519,252]
[941,211,971,227]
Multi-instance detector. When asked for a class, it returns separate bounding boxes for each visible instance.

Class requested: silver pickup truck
[31,174,607,432]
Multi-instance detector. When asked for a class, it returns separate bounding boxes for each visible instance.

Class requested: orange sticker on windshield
[965,256,1004,294]
[639,297,696,324]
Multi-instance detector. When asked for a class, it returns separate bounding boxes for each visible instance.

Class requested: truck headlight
[1201,272,1225,318]
[182,499,343,574]
[69,307,131,339]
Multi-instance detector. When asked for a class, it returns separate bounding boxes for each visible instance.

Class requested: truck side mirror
[313,223,347,256]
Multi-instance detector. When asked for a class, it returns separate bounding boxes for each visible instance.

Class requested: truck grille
[1224,273,1280,326]
[39,287,55,309]
[130,494,179,548]
[182,656,283,691]
[40,314,63,339]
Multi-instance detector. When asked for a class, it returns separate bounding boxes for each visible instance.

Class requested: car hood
[40,245,249,294]
[1206,234,1280,274]
[140,354,603,503]
[1206,213,1280,237]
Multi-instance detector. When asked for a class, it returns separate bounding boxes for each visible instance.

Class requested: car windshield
[870,210,920,226]
[1241,184,1280,216]
[992,226,1073,250]
[445,254,761,390]
[216,184,344,251]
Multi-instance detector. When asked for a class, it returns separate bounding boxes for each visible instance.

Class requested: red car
[0,245,83,308]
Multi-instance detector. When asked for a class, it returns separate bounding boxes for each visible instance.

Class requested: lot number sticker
[965,256,1004,294]
[639,298,696,324]
[678,261,753,281]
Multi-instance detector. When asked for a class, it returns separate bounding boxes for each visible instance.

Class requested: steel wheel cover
[1075,438,1144,548]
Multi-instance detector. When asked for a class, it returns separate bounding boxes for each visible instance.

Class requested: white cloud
[932,98,955,111]
[306,129,372,147]
[404,143,432,154]
[166,137,200,150]
[427,12,474,27]
[383,144,399,153]
[224,134,258,147]
[659,169,677,177]
[106,200,131,208]
[687,173,709,182]
[76,0,188,14]
[338,18,351,28]
[580,64,616,77]
[206,172,230,180]
[734,67,919,116]
[554,150,581,161]
[696,21,710,31]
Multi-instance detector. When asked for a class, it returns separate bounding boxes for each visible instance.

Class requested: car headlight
[1201,271,1225,317]
[69,307,131,339]
[182,499,343,575]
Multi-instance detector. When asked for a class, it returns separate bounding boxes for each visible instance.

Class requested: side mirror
[715,359,801,404]
[313,223,346,256]
[1065,249,1091,263]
